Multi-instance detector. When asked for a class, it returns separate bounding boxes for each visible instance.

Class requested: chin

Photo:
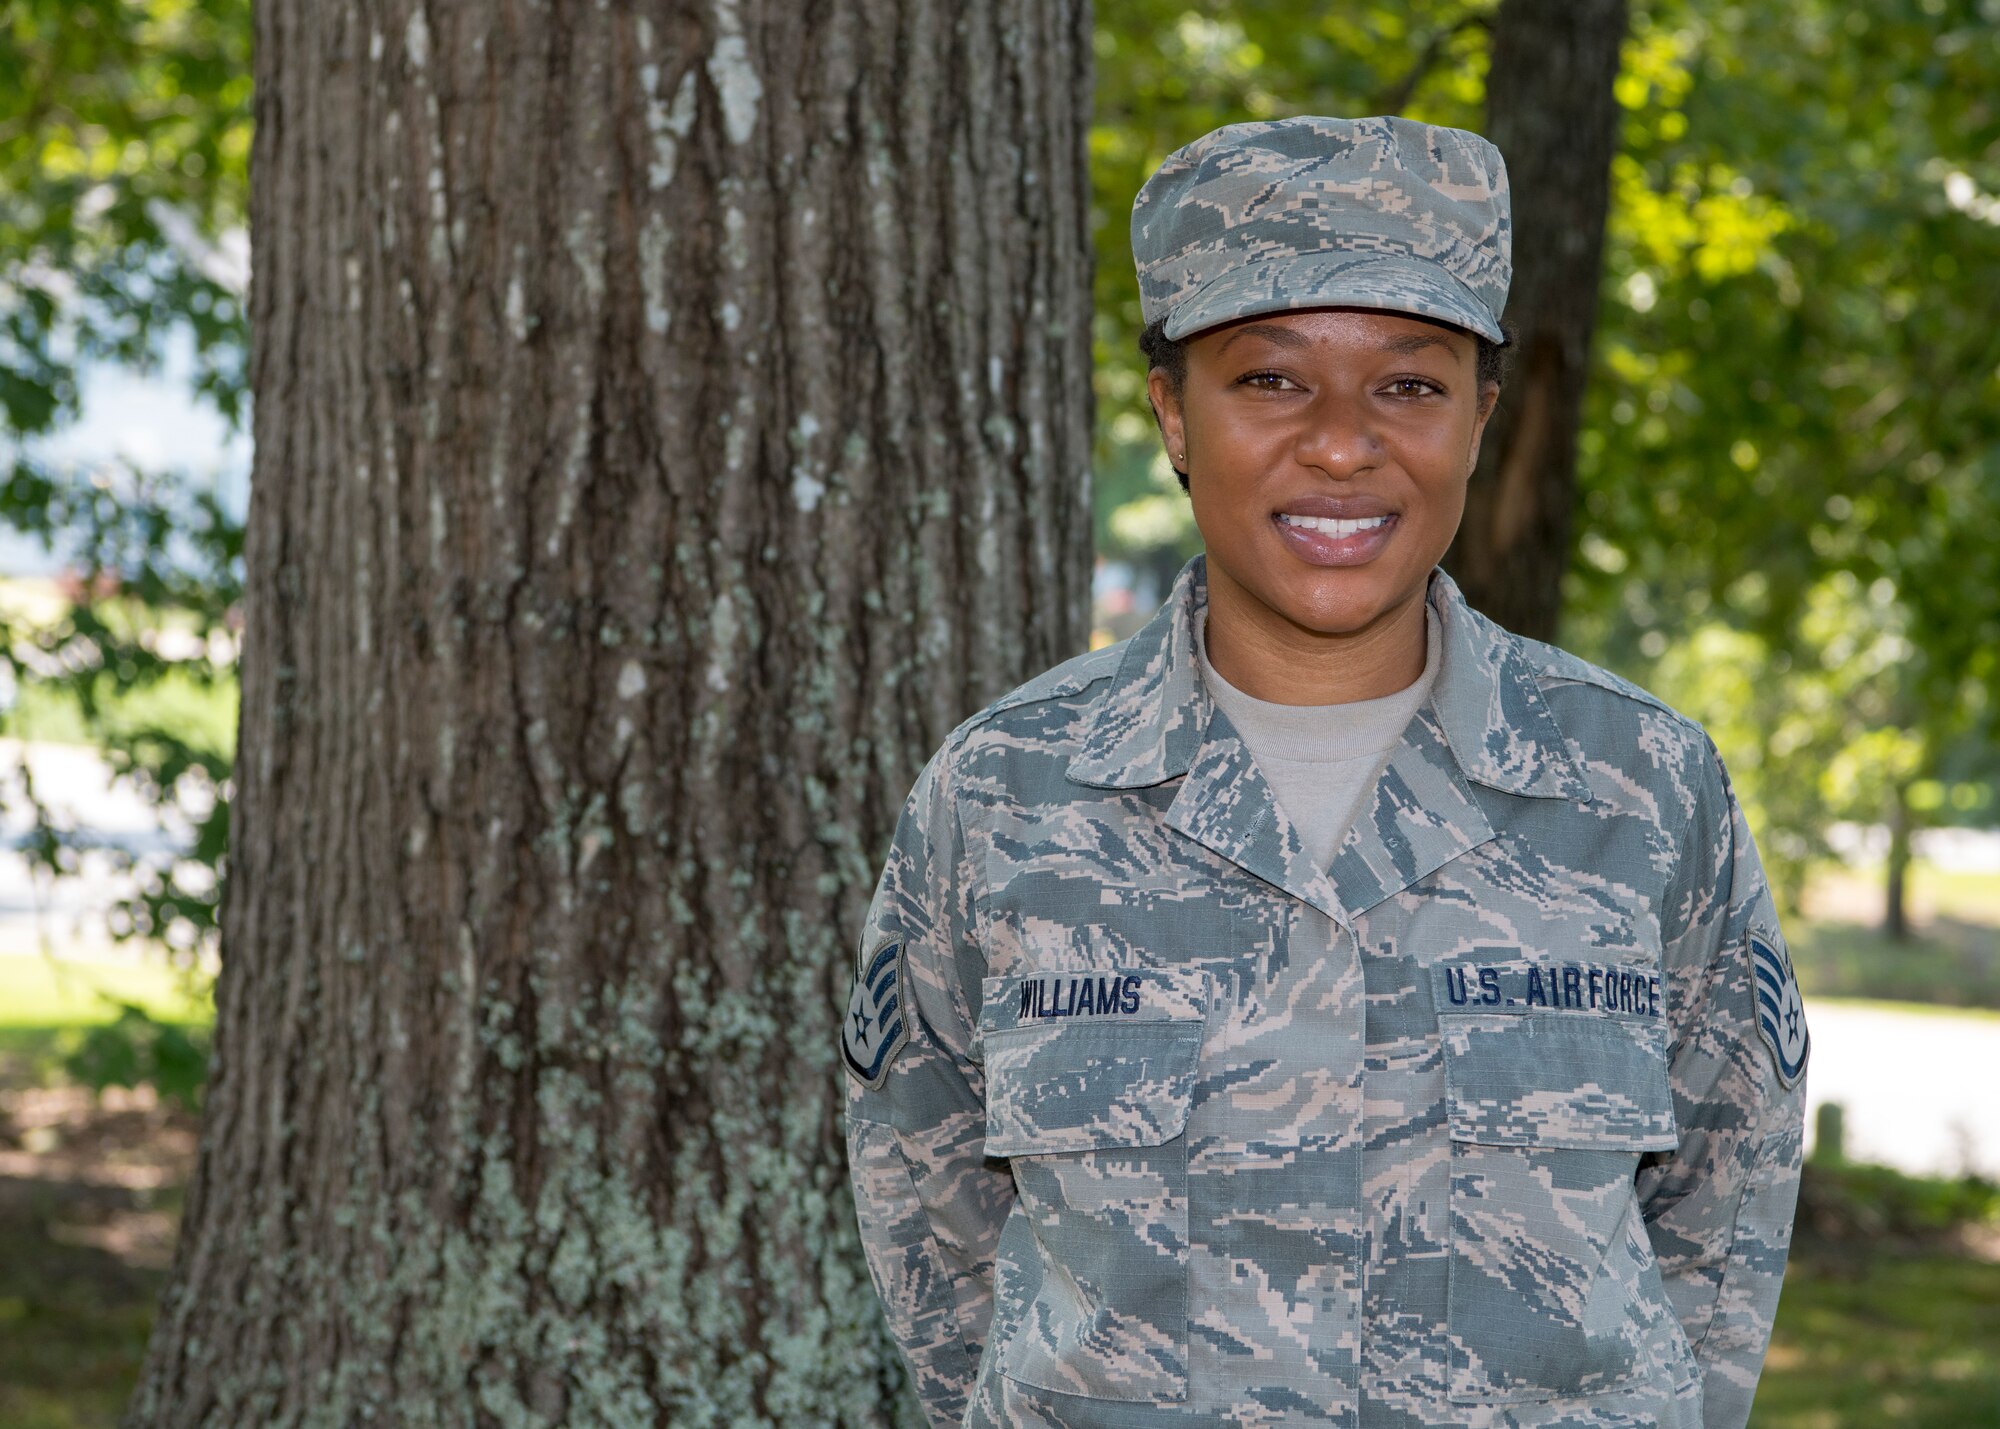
[1262,569,1401,636]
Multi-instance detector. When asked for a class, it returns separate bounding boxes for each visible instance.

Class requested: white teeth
[1277,513,1391,536]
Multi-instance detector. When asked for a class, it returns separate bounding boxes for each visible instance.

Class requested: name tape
[1443,961,1662,1019]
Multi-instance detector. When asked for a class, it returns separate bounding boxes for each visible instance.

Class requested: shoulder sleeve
[842,736,1013,1428]
[1637,732,1808,1429]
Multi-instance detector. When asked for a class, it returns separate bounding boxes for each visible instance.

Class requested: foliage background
[5,0,1996,960]
[1,0,248,981]
[1091,0,2000,915]
[0,1,1996,1425]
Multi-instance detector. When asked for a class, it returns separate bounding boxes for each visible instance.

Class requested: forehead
[1191,307,1475,359]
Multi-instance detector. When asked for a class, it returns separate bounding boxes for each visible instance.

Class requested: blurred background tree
[1092,0,2000,930]
[0,0,248,977]
[24,1,1984,964]
[1570,0,2000,927]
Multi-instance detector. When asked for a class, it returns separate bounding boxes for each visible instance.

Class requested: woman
[843,115,1806,1429]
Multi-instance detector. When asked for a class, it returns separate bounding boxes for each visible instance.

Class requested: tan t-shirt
[1194,603,1442,871]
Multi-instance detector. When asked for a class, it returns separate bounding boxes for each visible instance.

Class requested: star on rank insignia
[1749,931,1809,1089]
[842,940,909,1090]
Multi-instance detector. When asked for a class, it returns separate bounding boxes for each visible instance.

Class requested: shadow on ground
[0,1047,193,1429]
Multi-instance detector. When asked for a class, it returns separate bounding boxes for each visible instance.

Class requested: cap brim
[1161,250,1504,345]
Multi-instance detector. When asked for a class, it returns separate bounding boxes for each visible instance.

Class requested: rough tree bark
[128,2,1094,1424]
[1446,0,1628,640]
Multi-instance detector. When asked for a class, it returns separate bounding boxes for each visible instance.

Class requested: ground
[1,1036,1996,1426]
[0,1073,194,1429]
[1757,1179,2000,1428]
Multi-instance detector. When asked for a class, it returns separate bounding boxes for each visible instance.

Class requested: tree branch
[1372,11,1496,116]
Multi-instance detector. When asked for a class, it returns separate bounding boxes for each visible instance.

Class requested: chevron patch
[1749,932,1809,1089]
[842,941,908,1090]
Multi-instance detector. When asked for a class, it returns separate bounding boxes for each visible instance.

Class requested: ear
[1146,367,1188,474]
[1464,380,1501,476]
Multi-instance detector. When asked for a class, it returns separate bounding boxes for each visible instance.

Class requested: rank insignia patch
[842,941,908,1090]
[1749,932,1809,1089]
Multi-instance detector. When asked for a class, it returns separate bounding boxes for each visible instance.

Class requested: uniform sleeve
[842,738,1014,1429]
[1636,733,1808,1429]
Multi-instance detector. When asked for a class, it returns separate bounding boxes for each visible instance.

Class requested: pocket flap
[1441,1013,1678,1151]
[980,967,1206,1158]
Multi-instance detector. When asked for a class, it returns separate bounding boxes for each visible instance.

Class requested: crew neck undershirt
[1193,601,1442,872]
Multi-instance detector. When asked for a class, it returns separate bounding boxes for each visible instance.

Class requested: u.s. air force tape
[842,940,909,1090]
[1749,931,1809,1089]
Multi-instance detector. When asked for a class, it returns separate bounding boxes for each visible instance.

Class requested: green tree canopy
[0,0,250,961]
[1091,0,2000,911]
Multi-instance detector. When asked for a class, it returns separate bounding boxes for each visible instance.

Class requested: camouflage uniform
[842,554,1807,1429]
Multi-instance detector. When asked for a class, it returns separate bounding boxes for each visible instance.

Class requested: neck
[1201,561,1430,705]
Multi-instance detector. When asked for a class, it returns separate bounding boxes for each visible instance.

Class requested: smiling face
[1148,306,1499,684]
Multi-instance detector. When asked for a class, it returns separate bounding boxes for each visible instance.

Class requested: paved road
[2,740,1995,1175]
[0,738,182,963]
[1803,997,2000,1178]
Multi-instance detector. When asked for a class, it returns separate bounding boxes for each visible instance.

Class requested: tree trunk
[128,3,1094,1424]
[1884,781,1913,942]
[1446,0,1628,639]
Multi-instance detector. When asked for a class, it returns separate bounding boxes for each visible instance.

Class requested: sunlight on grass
[0,575,239,757]
[1,670,237,757]
[1806,856,2000,928]
[0,956,209,1029]
[1910,864,2000,923]
[1752,1254,2000,1427]
[1790,915,2000,1009]
[1790,856,2000,1009]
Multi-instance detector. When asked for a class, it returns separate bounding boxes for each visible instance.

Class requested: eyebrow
[1379,331,1454,355]
[1217,323,1313,354]
[1215,323,1458,356]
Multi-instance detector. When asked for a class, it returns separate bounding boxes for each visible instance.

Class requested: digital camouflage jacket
[843,553,1808,1429]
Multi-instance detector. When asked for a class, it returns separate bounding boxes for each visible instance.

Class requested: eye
[1385,376,1445,398]
[1236,370,1298,392]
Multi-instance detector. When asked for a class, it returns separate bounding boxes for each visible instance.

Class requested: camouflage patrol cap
[1132,114,1511,344]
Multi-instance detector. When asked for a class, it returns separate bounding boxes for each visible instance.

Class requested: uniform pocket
[1440,1010,1687,1404]
[979,967,1206,1405]
[1442,1012,1678,1152]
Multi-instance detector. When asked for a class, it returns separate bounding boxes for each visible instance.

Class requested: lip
[1270,508,1399,567]
[1273,493,1396,520]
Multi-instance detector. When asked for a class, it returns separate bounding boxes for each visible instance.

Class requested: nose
[1293,391,1384,479]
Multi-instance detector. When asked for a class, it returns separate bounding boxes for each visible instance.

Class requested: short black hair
[1141,315,1513,495]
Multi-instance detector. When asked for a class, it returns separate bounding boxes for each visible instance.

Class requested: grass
[1898,863,2000,923]
[0,576,1984,1419]
[0,958,1992,1424]
[1803,854,2000,925]
[1754,1251,2000,1427]
[0,1153,1991,1429]
[0,574,239,756]
[1790,915,2000,1009]
[1789,858,1999,1010]
[0,943,202,1425]
[0,1256,163,1429]
[1,669,237,756]
[0,956,210,1092]
[0,956,209,1030]
[0,1074,189,1429]
[1806,996,2000,1023]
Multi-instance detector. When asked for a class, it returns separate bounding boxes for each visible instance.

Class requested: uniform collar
[1066,551,1587,798]
[1064,552,1591,921]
